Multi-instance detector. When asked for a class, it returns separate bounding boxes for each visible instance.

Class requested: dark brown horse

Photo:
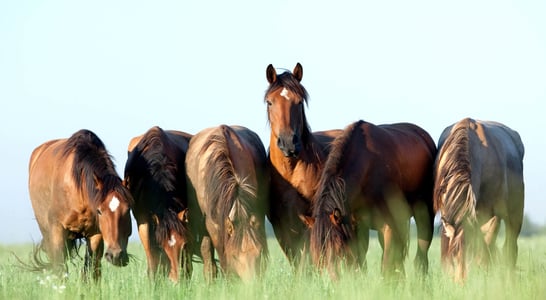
[185,125,269,282]
[434,118,524,282]
[265,63,341,269]
[309,120,436,279]
[123,126,193,283]
[28,129,133,280]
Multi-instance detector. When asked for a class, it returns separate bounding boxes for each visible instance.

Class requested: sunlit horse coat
[434,118,524,281]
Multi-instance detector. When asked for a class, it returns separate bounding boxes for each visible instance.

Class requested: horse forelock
[154,207,191,248]
[63,130,127,208]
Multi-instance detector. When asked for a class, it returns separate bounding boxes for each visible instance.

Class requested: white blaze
[168,234,177,247]
[280,88,290,100]
[109,196,120,212]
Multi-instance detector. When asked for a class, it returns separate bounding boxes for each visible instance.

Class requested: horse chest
[62,207,98,235]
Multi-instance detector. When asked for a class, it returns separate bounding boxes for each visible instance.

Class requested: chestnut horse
[28,129,133,280]
[265,63,341,269]
[434,118,524,281]
[309,120,436,279]
[124,126,193,283]
[185,125,269,282]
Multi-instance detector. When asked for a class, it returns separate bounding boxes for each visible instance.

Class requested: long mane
[63,129,130,208]
[200,126,262,258]
[124,127,188,245]
[264,70,313,146]
[434,121,477,258]
[310,121,362,266]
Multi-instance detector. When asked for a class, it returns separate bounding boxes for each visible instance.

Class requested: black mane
[63,129,129,208]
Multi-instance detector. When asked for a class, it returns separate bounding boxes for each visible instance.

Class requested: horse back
[28,138,83,231]
[375,122,437,194]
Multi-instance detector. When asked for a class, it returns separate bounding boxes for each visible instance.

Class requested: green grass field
[1,235,546,299]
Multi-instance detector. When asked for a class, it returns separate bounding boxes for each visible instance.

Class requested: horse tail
[434,120,477,260]
[13,237,83,275]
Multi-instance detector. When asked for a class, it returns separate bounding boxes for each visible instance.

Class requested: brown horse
[265,63,341,269]
[185,125,269,282]
[28,129,133,280]
[123,126,193,283]
[434,118,524,282]
[309,120,436,279]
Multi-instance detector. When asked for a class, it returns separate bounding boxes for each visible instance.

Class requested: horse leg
[480,216,500,265]
[380,224,395,276]
[504,186,524,270]
[138,222,161,279]
[412,200,433,274]
[180,247,193,280]
[201,235,217,282]
[504,215,522,270]
[355,223,369,272]
[85,234,104,281]
[42,226,68,276]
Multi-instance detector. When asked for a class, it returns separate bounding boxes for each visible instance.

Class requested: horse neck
[269,132,327,203]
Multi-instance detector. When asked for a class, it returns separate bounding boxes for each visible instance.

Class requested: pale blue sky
[1,1,545,243]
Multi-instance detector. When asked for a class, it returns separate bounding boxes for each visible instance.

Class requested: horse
[123,126,193,283]
[309,120,437,280]
[185,125,269,282]
[265,63,342,269]
[434,118,524,282]
[27,129,133,280]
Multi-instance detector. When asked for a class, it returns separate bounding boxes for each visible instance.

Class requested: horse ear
[178,209,188,223]
[266,64,277,84]
[293,63,303,82]
[299,214,315,229]
[152,214,160,226]
[93,174,103,191]
[329,208,342,226]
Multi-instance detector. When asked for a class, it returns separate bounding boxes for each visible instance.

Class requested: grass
[1,235,546,299]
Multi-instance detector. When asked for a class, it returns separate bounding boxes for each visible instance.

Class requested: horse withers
[185,125,269,282]
[265,63,341,269]
[124,126,193,283]
[28,129,133,280]
[309,120,437,280]
[434,118,524,282]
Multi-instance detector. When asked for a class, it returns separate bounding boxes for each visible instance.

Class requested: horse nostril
[105,252,113,262]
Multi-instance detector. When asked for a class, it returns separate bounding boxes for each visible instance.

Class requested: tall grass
[1,235,546,299]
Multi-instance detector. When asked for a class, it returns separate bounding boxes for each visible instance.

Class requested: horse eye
[266,100,272,106]
[97,209,102,216]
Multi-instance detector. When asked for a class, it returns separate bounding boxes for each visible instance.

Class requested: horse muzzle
[105,248,129,267]
[277,134,301,158]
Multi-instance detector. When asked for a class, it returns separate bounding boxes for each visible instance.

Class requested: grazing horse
[123,126,193,283]
[28,129,133,280]
[265,63,341,269]
[434,118,524,281]
[309,120,436,279]
[185,125,269,282]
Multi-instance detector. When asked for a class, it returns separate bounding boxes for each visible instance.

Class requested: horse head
[265,63,309,158]
[96,189,132,267]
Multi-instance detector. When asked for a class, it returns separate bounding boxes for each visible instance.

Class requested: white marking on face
[109,196,120,212]
[280,88,290,100]
[168,234,177,247]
